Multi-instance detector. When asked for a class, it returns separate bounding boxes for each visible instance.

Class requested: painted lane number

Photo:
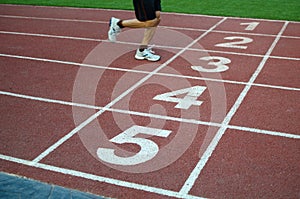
[97,126,172,166]
[153,86,207,110]
[98,86,207,165]
[240,22,260,31]
[215,36,253,49]
[192,56,231,73]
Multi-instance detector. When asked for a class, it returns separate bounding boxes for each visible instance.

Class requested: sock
[117,20,124,28]
[139,45,147,52]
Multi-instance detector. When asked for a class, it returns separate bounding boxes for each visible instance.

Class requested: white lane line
[31,109,108,163]
[227,125,300,139]
[0,14,104,23]
[1,30,300,61]
[0,31,101,42]
[179,21,290,195]
[0,4,298,196]
[169,26,299,39]
[0,90,215,128]
[0,90,98,109]
[0,53,139,72]
[1,4,299,24]
[0,154,205,199]
[1,90,300,139]
[1,14,299,39]
[1,53,299,92]
[31,17,227,163]
[251,82,300,91]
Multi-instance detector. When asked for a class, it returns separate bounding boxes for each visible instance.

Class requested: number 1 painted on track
[240,22,260,31]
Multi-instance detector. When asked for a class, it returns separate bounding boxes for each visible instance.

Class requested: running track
[0,4,299,199]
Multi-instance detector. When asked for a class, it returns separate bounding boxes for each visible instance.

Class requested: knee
[156,11,161,20]
[144,18,160,28]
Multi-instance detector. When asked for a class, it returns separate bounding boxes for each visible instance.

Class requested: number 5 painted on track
[97,126,172,166]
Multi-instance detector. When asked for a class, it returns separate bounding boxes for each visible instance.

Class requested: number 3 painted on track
[97,126,172,166]
[192,56,231,73]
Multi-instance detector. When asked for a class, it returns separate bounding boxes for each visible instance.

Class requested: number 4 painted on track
[153,86,207,110]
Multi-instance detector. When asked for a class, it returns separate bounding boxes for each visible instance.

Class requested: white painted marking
[215,36,253,49]
[179,21,290,195]
[0,90,99,109]
[0,14,104,24]
[2,4,298,23]
[189,48,300,61]
[213,29,296,39]
[32,108,107,163]
[0,154,205,199]
[1,15,299,39]
[0,6,299,196]
[251,82,300,91]
[227,125,300,139]
[1,90,299,140]
[1,31,300,61]
[240,22,260,31]
[0,53,299,92]
[0,90,219,127]
[0,53,148,74]
[192,56,231,73]
[0,30,101,42]
[153,86,206,109]
[97,126,172,165]
[30,17,228,162]
[0,52,299,94]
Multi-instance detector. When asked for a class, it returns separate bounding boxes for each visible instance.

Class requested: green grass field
[0,0,299,21]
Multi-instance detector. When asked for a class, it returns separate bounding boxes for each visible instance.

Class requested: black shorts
[133,0,161,22]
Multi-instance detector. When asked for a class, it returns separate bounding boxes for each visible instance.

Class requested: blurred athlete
[108,0,161,61]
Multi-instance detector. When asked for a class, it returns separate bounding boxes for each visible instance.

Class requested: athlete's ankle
[139,45,148,52]
[117,20,124,28]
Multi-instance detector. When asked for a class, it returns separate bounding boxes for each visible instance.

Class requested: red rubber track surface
[0,4,299,199]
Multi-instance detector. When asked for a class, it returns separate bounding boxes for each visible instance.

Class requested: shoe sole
[135,56,160,62]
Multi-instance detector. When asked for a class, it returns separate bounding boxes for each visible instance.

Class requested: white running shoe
[135,48,161,62]
[108,17,121,42]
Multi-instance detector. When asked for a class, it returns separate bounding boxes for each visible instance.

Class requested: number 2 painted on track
[97,125,172,165]
[215,36,253,49]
